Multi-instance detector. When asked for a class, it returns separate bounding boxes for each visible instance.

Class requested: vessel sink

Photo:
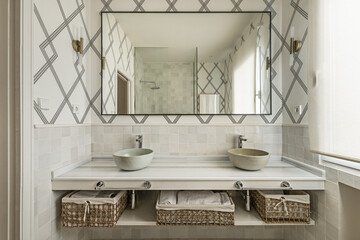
[113,148,154,171]
[227,148,270,171]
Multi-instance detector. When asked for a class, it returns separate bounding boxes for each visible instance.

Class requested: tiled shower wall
[135,62,194,114]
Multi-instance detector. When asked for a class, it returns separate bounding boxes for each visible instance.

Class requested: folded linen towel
[70,191,99,199]
[96,191,118,198]
[261,190,284,195]
[63,191,125,206]
[177,191,231,205]
[159,190,177,205]
[70,191,117,199]
[219,192,231,205]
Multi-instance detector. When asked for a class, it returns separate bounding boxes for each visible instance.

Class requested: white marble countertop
[52,156,325,190]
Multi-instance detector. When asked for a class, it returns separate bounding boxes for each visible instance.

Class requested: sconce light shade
[290,38,302,54]
[72,37,83,54]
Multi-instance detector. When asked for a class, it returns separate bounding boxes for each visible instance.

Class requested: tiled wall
[34,126,92,240]
[92,125,282,157]
[282,125,321,168]
[135,62,194,114]
[32,124,282,240]
[282,125,325,239]
[33,0,309,125]
[35,125,360,240]
[282,125,360,240]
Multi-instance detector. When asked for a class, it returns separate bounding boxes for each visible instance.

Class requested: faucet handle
[238,135,247,148]
[135,135,143,148]
[239,135,247,141]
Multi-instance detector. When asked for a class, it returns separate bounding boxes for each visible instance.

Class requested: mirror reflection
[101,12,271,115]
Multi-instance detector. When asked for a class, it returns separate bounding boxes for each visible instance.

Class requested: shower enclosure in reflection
[134,47,197,114]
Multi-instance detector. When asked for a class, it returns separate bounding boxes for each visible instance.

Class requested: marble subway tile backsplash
[91,125,282,157]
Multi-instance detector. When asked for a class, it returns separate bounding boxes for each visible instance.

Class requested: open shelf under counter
[115,191,315,226]
[52,156,325,191]
[117,191,157,226]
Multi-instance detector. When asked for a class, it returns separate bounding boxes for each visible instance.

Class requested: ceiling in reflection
[114,13,254,61]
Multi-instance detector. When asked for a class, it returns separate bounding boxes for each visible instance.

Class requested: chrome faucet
[135,135,143,148]
[238,135,247,148]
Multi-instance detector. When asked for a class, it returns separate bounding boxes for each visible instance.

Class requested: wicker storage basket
[62,190,127,227]
[251,190,310,224]
[156,191,235,226]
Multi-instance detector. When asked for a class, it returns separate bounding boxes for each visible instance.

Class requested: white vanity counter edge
[51,155,325,191]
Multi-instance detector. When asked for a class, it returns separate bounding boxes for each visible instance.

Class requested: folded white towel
[177,191,230,205]
[159,190,177,205]
[70,191,99,199]
[157,191,234,212]
[63,191,125,205]
[96,191,118,198]
[70,191,117,199]
[219,192,231,206]
[261,190,284,195]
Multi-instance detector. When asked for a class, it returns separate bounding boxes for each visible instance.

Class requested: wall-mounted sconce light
[72,37,83,54]
[289,26,302,66]
[290,38,302,54]
[72,37,84,66]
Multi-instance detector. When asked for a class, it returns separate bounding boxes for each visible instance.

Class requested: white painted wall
[232,30,257,114]
[226,13,271,115]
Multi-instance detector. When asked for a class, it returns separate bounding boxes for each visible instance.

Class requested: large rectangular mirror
[101,12,271,115]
